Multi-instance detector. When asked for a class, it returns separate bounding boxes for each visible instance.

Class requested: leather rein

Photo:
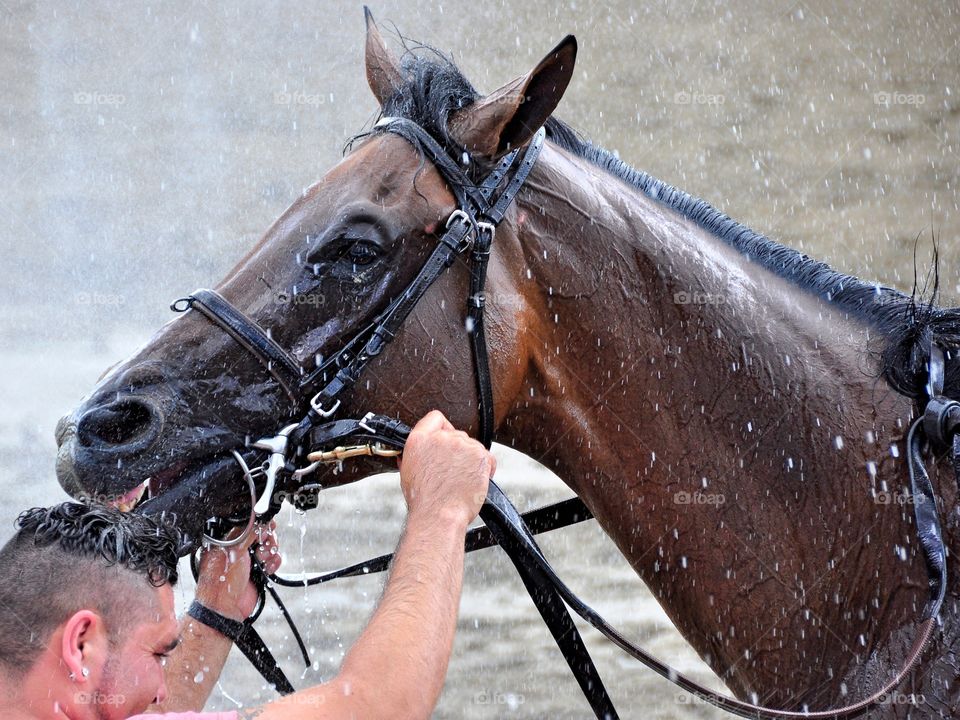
[168,116,955,719]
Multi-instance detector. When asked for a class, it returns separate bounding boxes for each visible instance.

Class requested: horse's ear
[364,7,404,107]
[450,35,577,158]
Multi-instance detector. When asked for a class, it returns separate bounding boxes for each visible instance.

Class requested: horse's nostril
[77,398,158,449]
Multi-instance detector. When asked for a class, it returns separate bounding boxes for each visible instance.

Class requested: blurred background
[1,1,958,717]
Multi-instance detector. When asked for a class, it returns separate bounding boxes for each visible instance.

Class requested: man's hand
[150,524,282,713]
[195,522,282,621]
[398,410,495,528]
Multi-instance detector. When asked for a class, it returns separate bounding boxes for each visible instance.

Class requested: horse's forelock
[348,43,480,165]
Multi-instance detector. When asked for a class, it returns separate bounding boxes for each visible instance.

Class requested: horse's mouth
[106,479,149,512]
[96,458,202,512]
[145,458,192,499]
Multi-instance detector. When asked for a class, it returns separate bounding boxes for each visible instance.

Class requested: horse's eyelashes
[300,238,383,289]
[346,241,380,266]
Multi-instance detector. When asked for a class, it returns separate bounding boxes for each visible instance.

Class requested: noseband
[165,117,953,719]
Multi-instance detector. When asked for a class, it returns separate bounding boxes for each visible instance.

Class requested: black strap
[269,496,594,587]
[187,545,310,696]
[187,600,296,695]
[481,481,618,719]
[172,290,302,403]
[466,225,496,448]
[465,131,544,448]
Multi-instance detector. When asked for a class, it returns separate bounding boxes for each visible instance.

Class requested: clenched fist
[398,410,496,529]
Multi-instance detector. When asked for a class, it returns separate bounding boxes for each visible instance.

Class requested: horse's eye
[347,241,380,266]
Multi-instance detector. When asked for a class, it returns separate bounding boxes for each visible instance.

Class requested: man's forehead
[156,583,177,624]
[135,583,178,639]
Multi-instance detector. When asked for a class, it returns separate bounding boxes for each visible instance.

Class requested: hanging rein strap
[186,545,309,695]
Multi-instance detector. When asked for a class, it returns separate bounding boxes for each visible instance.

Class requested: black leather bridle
[167,116,955,719]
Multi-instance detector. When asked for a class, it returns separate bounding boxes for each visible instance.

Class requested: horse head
[55,12,576,543]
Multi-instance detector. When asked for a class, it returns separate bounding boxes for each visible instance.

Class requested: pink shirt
[127,714,238,719]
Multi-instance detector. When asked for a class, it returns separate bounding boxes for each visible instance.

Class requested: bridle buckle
[476,220,495,243]
[445,207,471,230]
[305,443,402,464]
[310,395,342,418]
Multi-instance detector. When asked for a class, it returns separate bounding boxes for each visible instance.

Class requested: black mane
[367,48,960,403]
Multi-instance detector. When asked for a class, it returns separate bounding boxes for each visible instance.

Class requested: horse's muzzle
[54,386,171,500]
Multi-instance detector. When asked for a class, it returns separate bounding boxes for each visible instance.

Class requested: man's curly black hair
[15,502,182,587]
[0,502,183,675]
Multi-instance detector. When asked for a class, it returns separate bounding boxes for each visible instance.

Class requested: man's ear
[450,35,577,158]
[60,610,104,682]
[364,6,405,107]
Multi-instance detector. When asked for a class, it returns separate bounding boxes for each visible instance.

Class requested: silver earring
[68,671,76,682]
[81,667,90,678]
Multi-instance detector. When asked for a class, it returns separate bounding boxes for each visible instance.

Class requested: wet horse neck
[502,142,914,495]
[497,142,939,707]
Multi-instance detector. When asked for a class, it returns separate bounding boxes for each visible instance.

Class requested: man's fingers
[255,537,279,563]
[412,409,453,434]
[262,554,283,575]
[205,523,277,566]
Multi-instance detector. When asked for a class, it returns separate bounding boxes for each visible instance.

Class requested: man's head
[0,502,183,718]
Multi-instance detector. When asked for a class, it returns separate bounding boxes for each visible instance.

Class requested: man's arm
[244,410,493,720]
[328,503,470,717]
